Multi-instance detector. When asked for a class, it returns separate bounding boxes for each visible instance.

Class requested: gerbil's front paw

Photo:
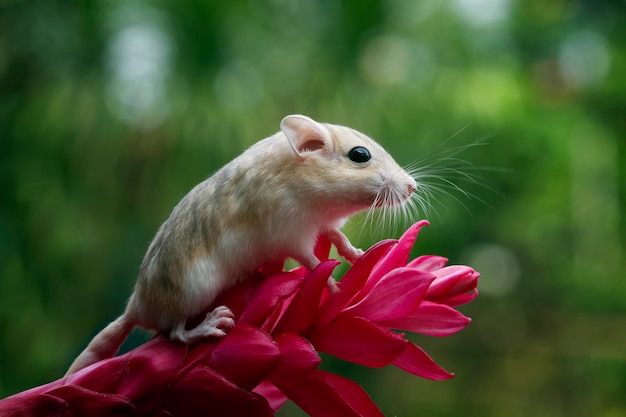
[325,229,364,264]
[345,247,365,264]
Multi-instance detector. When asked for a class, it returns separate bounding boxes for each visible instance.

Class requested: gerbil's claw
[346,248,365,264]
[204,305,236,331]
[170,305,235,344]
[211,305,236,319]
[326,277,341,294]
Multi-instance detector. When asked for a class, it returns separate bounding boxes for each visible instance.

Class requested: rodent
[65,114,417,375]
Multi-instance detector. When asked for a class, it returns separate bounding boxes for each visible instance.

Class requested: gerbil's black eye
[348,146,371,163]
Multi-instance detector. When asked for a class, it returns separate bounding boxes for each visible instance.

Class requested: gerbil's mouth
[406,183,417,198]
[373,183,416,208]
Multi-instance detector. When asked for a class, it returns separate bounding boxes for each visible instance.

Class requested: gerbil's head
[279,114,417,220]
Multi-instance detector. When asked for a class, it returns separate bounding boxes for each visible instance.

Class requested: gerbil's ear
[280,114,332,159]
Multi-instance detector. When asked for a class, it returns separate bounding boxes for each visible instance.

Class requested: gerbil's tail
[65,314,135,375]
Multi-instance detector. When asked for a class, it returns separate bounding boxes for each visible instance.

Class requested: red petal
[238,272,303,328]
[343,268,434,322]
[392,342,454,380]
[46,385,135,417]
[0,385,135,417]
[427,266,479,301]
[377,301,471,336]
[306,316,406,367]
[213,275,262,320]
[253,381,288,412]
[209,325,281,391]
[314,233,332,261]
[166,365,274,417]
[360,220,430,297]
[115,337,187,409]
[316,240,396,327]
[67,336,186,399]
[407,255,448,272]
[0,391,67,417]
[65,353,127,393]
[268,333,321,388]
[274,260,340,334]
[260,299,291,333]
[174,337,220,379]
[439,288,479,306]
[278,370,384,417]
[259,260,286,276]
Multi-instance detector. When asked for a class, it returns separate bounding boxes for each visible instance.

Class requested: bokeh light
[105,3,173,129]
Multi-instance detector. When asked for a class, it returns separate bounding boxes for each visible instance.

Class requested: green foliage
[1,0,625,415]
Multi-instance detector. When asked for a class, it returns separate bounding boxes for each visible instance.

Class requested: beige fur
[66,115,416,375]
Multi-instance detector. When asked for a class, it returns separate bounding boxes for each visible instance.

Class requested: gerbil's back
[135,134,303,286]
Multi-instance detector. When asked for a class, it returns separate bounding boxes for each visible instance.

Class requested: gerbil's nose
[407,182,417,196]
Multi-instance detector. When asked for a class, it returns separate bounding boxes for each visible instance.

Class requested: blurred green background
[1,0,625,415]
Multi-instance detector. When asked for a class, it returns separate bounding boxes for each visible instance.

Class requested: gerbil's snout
[375,173,417,208]
[402,175,418,200]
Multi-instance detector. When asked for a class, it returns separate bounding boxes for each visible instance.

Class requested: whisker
[359,129,502,241]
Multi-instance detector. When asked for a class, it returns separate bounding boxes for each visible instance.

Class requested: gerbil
[66,114,417,375]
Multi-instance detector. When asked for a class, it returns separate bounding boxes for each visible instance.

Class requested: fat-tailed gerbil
[66,114,417,375]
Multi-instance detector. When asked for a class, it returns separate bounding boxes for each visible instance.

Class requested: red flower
[0,221,479,417]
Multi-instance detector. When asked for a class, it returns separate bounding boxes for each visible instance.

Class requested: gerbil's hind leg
[169,305,235,344]
[325,229,364,264]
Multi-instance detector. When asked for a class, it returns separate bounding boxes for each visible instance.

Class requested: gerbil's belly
[182,256,228,316]
[179,227,316,316]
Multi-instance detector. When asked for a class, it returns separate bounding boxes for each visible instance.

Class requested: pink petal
[377,301,471,336]
[166,365,274,417]
[274,260,340,334]
[316,239,396,327]
[427,266,479,302]
[114,337,187,409]
[45,385,135,416]
[209,325,281,391]
[342,268,434,322]
[406,255,448,272]
[238,272,303,328]
[177,331,239,379]
[306,316,406,368]
[260,299,292,334]
[253,381,288,412]
[269,333,321,388]
[287,266,310,278]
[0,391,67,417]
[360,220,430,296]
[0,385,135,417]
[439,288,479,307]
[314,233,332,262]
[213,275,263,320]
[67,336,186,398]
[278,370,384,417]
[392,342,454,380]
[64,351,128,393]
